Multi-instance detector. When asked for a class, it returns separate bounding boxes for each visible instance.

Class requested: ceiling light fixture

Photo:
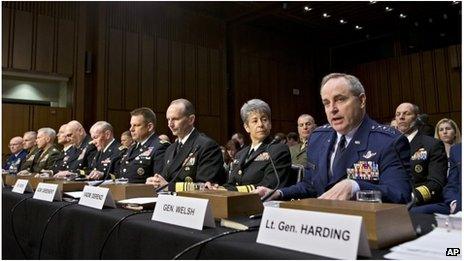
[355,25,363,30]
[369,1,377,4]
[322,13,331,18]
[443,13,448,19]
[452,1,460,5]
[385,6,393,12]
[304,6,312,12]
[399,13,407,19]
[339,19,347,24]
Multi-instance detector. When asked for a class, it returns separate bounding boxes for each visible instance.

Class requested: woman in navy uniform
[222,99,292,193]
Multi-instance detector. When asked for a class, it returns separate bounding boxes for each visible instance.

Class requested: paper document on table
[87,180,114,186]
[64,191,83,198]
[118,197,157,204]
[384,227,461,260]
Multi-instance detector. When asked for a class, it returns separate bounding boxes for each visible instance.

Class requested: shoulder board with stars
[160,140,170,144]
[118,145,126,151]
[370,124,398,136]
[313,124,333,132]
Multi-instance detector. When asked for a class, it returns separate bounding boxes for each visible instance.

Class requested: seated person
[51,124,80,174]
[289,114,316,166]
[255,73,412,204]
[214,99,292,193]
[18,128,60,175]
[411,144,461,214]
[3,136,27,174]
[146,99,225,191]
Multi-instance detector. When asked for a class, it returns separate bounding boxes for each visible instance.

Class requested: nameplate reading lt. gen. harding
[256,207,371,259]
[33,182,61,202]
[78,185,116,209]
[12,179,33,194]
[152,194,215,230]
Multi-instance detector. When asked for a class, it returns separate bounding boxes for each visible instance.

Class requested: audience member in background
[434,118,461,158]
[146,99,225,191]
[52,124,80,174]
[158,134,171,144]
[220,145,233,174]
[3,136,27,174]
[416,113,434,137]
[118,107,169,183]
[231,132,246,150]
[215,99,291,193]
[87,121,124,180]
[18,128,60,175]
[390,118,398,129]
[120,130,134,150]
[225,139,240,160]
[411,143,461,214]
[289,114,316,166]
[395,102,447,206]
[255,73,412,203]
[286,132,299,147]
[275,132,287,144]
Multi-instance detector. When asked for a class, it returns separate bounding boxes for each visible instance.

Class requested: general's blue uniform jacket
[280,116,413,204]
[3,149,28,172]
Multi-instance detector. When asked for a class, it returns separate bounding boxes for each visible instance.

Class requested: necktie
[174,141,183,158]
[246,149,255,161]
[333,135,346,165]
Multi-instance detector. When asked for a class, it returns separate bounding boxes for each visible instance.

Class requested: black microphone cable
[37,201,79,259]
[154,145,201,194]
[98,209,153,259]
[10,195,33,258]
[172,226,259,260]
[261,136,282,202]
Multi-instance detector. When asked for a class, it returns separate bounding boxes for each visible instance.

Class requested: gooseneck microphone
[155,145,201,193]
[261,135,282,202]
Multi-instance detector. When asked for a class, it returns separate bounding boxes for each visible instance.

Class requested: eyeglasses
[8,143,21,147]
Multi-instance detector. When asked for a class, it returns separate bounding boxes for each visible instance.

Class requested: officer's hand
[318,179,353,200]
[17,170,31,176]
[204,182,219,190]
[253,186,280,199]
[146,174,168,189]
[88,170,104,180]
[54,171,71,178]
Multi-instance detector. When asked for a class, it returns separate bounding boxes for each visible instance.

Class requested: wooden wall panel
[184,43,197,106]
[12,10,33,70]
[210,49,221,116]
[434,49,450,113]
[170,41,184,100]
[197,116,220,144]
[155,38,169,112]
[56,19,75,76]
[421,51,437,114]
[377,61,390,118]
[447,46,461,112]
[3,7,11,67]
[32,106,73,132]
[410,53,424,110]
[388,58,402,113]
[124,31,139,109]
[107,29,124,109]
[35,15,54,72]
[141,34,155,108]
[2,104,31,155]
[197,46,209,115]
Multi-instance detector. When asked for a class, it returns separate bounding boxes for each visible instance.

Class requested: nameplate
[33,183,62,202]
[256,207,371,259]
[12,179,33,194]
[78,185,116,209]
[152,194,215,230]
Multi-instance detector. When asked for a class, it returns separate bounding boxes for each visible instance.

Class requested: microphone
[260,136,282,202]
[155,145,201,193]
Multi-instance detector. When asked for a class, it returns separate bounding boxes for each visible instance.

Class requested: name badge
[12,179,33,194]
[152,194,215,230]
[256,207,371,259]
[78,185,116,209]
[33,183,61,202]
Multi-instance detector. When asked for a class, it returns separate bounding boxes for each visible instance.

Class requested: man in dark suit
[87,121,125,180]
[51,124,80,174]
[289,114,316,167]
[221,99,291,192]
[395,102,448,205]
[18,128,61,175]
[411,143,461,214]
[255,73,412,203]
[3,136,27,174]
[118,107,169,183]
[146,99,225,191]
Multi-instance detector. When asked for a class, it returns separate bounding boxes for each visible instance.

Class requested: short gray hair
[320,73,365,96]
[170,98,195,116]
[38,127,56,140]
[240,99,271,123]
[91,121,113,133]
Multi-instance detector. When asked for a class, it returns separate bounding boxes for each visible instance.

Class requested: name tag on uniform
[152,195,215,230]
[33,183,61,202]
[78,185,116,209]
[12,179,34,194]
[257,207,371,259]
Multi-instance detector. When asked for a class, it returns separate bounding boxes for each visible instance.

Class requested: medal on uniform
[137,167,145,176]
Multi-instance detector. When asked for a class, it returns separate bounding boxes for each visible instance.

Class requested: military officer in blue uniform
[146,99,225,191]
[117,107,169,183]
[51,124,80,173]
[3,136,28,174]
[395,102,448,205]
[411,143,461,214]
[86,121,125,180]
[255,73,412,204]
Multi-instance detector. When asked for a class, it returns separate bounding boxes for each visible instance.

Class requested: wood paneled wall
[230,25,318,138]
[94,3,227,143]
[349,45,461,128]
